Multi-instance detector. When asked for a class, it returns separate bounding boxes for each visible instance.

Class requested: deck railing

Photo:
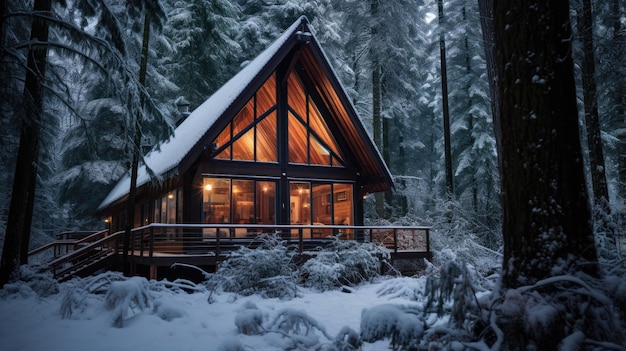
[42,224,430,280]
[125,223,430,257]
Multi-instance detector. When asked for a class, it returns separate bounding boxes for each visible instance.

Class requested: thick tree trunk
[122,12,151,274]
[0,0,50,287]
[438,0,453,196]
[489,2,602,348]
[493,0,599,289]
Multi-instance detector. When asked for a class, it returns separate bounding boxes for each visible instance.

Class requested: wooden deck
[31,224,431,281]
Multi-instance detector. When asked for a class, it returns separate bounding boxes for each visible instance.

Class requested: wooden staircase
[29,230,121,281]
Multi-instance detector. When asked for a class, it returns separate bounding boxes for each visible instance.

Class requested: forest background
[0,0,624,263]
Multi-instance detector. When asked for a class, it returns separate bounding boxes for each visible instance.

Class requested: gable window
[287,71,346,167]
[213,74,278,162]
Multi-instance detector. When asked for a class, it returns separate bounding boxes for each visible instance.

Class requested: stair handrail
[28,229,109,259]
[74,229,109,245]
[47,231,123,278]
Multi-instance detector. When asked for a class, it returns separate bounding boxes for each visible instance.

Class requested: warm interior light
[167,194,174,199]
[205,184,212,191]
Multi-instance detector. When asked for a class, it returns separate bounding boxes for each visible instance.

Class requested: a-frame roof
[99,16,392,210]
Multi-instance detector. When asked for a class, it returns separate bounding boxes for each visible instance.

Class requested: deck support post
[149,264,157,280]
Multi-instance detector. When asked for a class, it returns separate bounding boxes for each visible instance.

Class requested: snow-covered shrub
[60,287,89,319]
[234,301,264,335]
[0,282,38,299]
[0,265,59,298]
[333,326,362,351]
[592,199,620,261]
[424,261,481,330]
[360,304,425,351]
[232,301,359,350]
[299,251,343,291]
[216,234,298,299]
[103,276,151,328]
[267,308,332,349]
[59,271,127,319]
[376,276,427,301]
[605,273,626,322]
[426,197,502,284]
[492,275,626,350]
[301,239,388,291]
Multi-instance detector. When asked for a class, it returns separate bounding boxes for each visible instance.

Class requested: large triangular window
[287,71,346,167]
[213,74,278,162]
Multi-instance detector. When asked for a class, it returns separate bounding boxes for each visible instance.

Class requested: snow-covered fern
[214,234,299,299]
[103,276,151,328]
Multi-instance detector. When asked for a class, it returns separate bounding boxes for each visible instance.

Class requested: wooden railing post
[149,226,154,260]
[393,228,398,253]
[216,226,221,259]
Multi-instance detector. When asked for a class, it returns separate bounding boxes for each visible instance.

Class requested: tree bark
[438,0,453,196]
[462,4,478,211]
[493,0,599,289]
[122,11,151,274]
[0,0,50,287]
[370,0,384,219]
[613,0,626,233]
[487,2,602,348]
[577,0,610,207]
[477,0,497,123]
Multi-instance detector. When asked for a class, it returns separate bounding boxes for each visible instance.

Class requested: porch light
[205,184,212,191]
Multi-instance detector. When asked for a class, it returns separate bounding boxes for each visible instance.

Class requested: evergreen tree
[592,0,626,241]
[53,0,173,230]
[0,0,172,286]
[444,0,500,244]
[0,0,129,286]
[332,0,430,220]
[163,0,242,109]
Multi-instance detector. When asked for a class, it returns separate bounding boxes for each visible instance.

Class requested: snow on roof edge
[98,17,308,211]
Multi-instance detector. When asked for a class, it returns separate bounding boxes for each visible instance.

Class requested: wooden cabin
[33,17,430,281]
[97,16,393,234]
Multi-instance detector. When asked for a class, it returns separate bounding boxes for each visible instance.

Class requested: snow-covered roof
[99,16,394,211]
[98,18,306,210]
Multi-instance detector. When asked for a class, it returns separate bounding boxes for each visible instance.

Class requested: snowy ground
[0,274,432,351]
